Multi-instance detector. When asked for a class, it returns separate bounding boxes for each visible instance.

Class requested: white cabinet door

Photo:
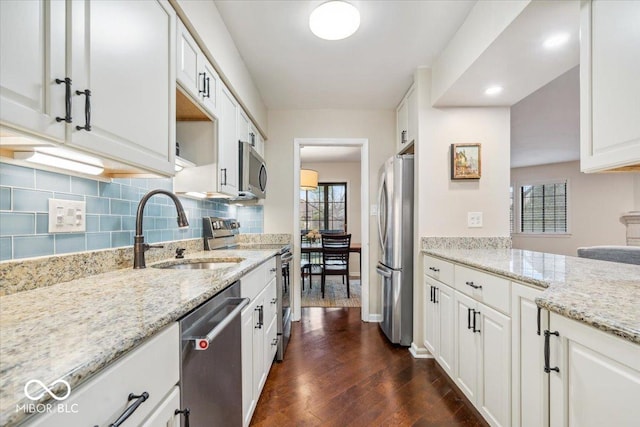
[0,0,66,142]
[176,19,201,101]
[69,0,175,176]
[511,284,548,427]
[252,292,266,402]
[241,303,257,427]
[548,313,640,427]
[454,291,480,403]
[238,108,250,144]
[218,85,239,196]
[141,386,180,427]
[199,59,220,118]
[396,98,408,152]
[407,87,417,147]
[424,276,438,356]
[580,0,640,172]
[478,303,511,427]
[436,282,456,378]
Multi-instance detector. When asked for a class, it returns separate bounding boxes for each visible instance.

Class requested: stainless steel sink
[152,258,243,270]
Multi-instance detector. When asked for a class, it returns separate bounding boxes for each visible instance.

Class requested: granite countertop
[423,248,640,345]
[0,247,284,427]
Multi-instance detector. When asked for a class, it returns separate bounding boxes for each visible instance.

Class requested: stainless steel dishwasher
[179,281,248,426]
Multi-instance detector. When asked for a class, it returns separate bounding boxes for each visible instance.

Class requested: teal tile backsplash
[0,162,264,260]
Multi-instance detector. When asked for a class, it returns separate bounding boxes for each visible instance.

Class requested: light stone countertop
[423,248,640,345]
[0,248,283,427]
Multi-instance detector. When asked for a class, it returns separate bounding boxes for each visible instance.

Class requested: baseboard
[368,313,382,322]
[409,342,433,359]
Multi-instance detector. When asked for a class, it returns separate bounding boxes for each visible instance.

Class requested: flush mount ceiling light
[300,169,319,190]
[309,1,360,41]
[484,85,503,96]
[543,33,570,49]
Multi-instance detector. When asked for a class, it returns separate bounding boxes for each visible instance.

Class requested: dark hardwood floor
[251,307,487,427]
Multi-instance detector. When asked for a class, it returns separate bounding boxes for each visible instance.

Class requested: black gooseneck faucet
[134,189,189,269]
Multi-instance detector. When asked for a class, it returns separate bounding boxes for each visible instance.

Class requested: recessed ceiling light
[543,33,570,49]
[309,1,360,41]
[485,86,503,96]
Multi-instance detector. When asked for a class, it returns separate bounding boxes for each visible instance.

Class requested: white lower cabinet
[424,275,455,377]
[511,283,548,427]
[548,312,640,427]
[141,386,181,427]
[25,324,180,427]
[453,291,511,427]
[241,258,278,427]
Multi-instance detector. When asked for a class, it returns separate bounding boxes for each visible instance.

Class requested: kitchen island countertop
[422,248,640,345]
[0,247,284,427]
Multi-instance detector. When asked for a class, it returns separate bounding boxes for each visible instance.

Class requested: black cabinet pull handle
[401,130,407,144]
[467,308,473,330]
[100,391,149,427]
[221,168,227,185]
[428,266,440,272]
[433,287,438,304]
[204,76,211,98]
[429,286,434,303]
[465,281,482,290]
[175,408,190,427]
[75,89,91,131]
[537,307,542,336]
[55,77,72,123]
[198,72,206,95]
[255,305,264,329]
[472,311,480,333]
[544,330,560,373]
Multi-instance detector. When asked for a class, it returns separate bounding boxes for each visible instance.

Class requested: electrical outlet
[48,199,86,233]
[467,212,483,228]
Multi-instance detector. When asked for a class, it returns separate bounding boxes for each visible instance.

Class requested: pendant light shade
[300,169,319,190]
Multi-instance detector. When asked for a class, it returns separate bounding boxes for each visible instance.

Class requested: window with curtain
[300,182,347,233]
[519,180,568,233]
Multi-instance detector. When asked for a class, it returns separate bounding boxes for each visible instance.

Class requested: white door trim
[292,138,370,322]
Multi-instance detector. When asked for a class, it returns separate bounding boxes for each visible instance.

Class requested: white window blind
[520,181,567,233]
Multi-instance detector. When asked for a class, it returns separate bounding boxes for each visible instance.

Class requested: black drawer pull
[544,330,560,373]
[55,77,72,123]
[428,266,440,272]
[75,89,91,131]
[99,391,148,427]
[465,281,482,290]
[175,408,190,427]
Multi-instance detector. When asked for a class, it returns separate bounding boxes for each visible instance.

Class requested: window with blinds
[520,181,567,233]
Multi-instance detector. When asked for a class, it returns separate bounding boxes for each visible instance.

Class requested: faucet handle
[175,248,186,259]
[144,243,164,251]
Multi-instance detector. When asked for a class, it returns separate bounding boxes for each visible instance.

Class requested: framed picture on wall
[451,143,481,179]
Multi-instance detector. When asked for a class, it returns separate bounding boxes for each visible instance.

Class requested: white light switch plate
[467,212,483,228]
[48,199,86,233]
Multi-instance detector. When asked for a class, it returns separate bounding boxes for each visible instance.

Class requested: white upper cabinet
[0,0,67,142]
[219,85,239,196]
[238,108,250,144]
[395,85,416,154]
[580,0,640,172]
[69,0,176,176]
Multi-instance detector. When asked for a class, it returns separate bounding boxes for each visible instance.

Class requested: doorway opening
[292,138,370,322]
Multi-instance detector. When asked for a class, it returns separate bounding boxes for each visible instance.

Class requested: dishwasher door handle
[186,297,249,350]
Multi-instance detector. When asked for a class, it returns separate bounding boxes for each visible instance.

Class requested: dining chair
[320,233,351,298]
[300,235,313,289]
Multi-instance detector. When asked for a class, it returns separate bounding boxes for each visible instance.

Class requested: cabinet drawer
[262,278,278,327]
[265,256,277,283]
[241,262,266,300]
[424,255,454,286]
[454,265,511,315]
[25,324,179,427]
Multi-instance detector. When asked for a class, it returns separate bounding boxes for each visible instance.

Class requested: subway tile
[13,189,53,212]
[0,213,35,236]
[0,237,12,261]
[144,204,162,217]
[146,230,162,243]
[86,215,99,232]
[110,199,130,215]
[99,182,121,199]
[121,185,140,201]
[87,232,111,250]
[0,187,11,210]
[53,192,84,201]
[36,213,48,234]
[35,170,71,192]
[112,178,131,186]
[100,215,121,232]
[111,231,132,248]
[121,216,135,231]
[162,205,179,218]
[70,176,98,196]
[14,235,55,259]
[86,196,110,214]
[55,233,86,254]
[0,163,35,188]
[161,230,174,242]
[154,218,168,230]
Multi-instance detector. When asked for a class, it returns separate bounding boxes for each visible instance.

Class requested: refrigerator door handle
[376,264,393,278]
[377,173,387,249]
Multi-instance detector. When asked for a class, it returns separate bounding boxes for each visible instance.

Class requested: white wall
[264,109,395,315]
[301,161,361,274]
[174,0,268,133]
[511,161,636,255]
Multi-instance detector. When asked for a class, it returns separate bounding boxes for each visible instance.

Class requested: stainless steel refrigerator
[376,154,414,346]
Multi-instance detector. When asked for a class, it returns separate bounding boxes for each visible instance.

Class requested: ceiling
[214,0,475,109]
[301,145,361,163]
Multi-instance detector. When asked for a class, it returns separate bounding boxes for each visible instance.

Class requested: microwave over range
[238,140,267,199]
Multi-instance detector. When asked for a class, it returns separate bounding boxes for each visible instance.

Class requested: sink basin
[152,258,243,270]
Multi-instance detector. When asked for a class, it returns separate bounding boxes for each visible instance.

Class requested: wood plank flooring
[251,307,487,427]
